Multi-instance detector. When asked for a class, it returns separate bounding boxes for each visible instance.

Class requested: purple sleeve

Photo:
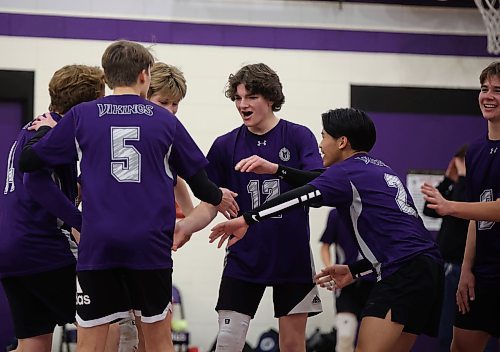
[31,111,78,166]
[206,139,226,187]
[297,127,323,171]
[319,209,338,245]
[309,167,352,207]
[169,118,208,179]
[23,171,82,231]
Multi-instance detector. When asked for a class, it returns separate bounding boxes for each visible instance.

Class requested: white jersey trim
[163,144,173,180]
[349,181,381,281]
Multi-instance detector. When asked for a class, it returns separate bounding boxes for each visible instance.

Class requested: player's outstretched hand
[172,220,192,252]
[235,155,278,175]
[314,264,353,290]
[456,267,475,314]
[217,188,239,219]
[209,216,248,248]
[421,182,450,216]
[28,112,57,131]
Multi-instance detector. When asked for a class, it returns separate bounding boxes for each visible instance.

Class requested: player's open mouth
[241,111,253,118]
[483,104,497,109]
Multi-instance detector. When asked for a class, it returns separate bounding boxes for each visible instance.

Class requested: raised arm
[235,155,322,188]
[209,184,322,248]
[173,202,218,251]
[422,183,500,222]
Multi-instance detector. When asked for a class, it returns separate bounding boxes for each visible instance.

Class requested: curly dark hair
[225,63,285,111]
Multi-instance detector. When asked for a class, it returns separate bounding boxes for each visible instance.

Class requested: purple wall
[0,102,23,349]
[369,112,486,180]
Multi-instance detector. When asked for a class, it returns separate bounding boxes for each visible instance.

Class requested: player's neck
[248,114,279,135]
[342,149,365,161]
[488,118,500,140]
[113,86,143,96]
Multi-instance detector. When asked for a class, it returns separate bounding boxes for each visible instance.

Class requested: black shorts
[361,254,444,336]
[336,280,375,319]
[76,268,172,327]
[1,264,76,339]
[454,284,500,338]
[216,276,322,318]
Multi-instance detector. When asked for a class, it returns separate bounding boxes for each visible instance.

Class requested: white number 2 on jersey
[384,173,417,217]
[110,127,141,183]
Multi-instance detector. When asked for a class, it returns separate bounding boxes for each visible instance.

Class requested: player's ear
[338,136,349,149]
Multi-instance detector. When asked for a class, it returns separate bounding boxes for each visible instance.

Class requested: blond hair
[147,62,187,102]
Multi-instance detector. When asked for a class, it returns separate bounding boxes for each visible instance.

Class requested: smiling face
[149,94,180,115]
[479,74,500,123]
[319,129,345,167]
[234,83,275,134]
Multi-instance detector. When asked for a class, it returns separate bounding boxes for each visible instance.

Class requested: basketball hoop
[474,0,500,55]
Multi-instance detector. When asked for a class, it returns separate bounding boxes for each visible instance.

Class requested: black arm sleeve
[423,177,453,218]
[18,126,52,172]
[274,165,323,188]
[184,169,222,206]
[348,259,375,279]
[243,184,323,225]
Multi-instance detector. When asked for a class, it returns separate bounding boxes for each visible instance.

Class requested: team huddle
[0,39,498,352]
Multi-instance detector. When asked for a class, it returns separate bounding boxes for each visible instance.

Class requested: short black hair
[321,108,376,152]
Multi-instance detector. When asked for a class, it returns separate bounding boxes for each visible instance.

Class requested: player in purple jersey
[173,63,323,352]
[109,61,210,352]
[0,65,104,352]
[18,40,238,352]
[422,62,500,351]
[210,108,444,352]
[319,209,374,352]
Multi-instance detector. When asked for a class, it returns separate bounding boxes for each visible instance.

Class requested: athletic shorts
[1,264,76,339]
[215,276,322,318]
[361,254,444,336]
[335,279,375,319]
[454,284,500,338]
[76,268,172,328]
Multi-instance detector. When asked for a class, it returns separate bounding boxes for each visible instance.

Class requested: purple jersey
[0,113,77,278]
[465,136,500,288]
[319,209,361,265]
[30,95,208,271]
[207,119,323,284]
[310,153,441,281]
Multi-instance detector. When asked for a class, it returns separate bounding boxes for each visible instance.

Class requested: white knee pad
[215,310,251,351]
[336,313,358,352]
[119,318,139,352]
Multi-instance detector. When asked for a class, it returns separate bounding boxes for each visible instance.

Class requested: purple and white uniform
[320,208,362,266]
[310,153,441,281]
[0,113,78,278]
[207,119,323,284]
[29,95,208,271]
[465,136,500,288]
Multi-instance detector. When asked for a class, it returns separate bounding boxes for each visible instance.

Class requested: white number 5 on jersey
[110,126,141,183]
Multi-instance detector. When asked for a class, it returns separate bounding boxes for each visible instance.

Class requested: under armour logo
[491,147,498,154]
[257,140,267,146]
